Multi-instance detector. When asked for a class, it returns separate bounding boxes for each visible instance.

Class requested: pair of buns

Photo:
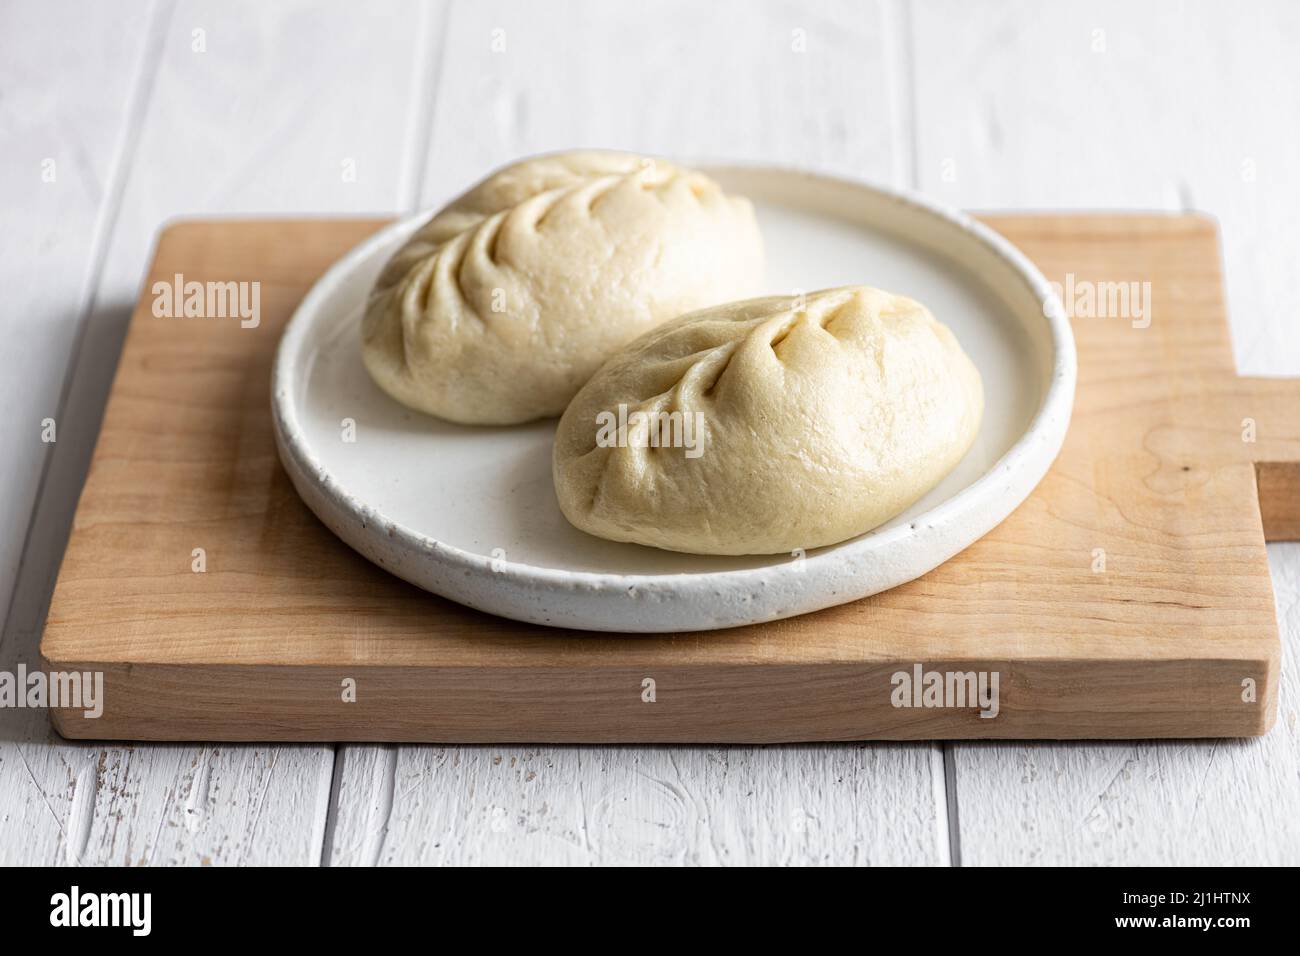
[363,151,983,556]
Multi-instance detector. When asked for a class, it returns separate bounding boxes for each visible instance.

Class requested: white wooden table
[3,0,1297,866]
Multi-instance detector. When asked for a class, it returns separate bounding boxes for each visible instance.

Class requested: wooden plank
[417,0,899,198]
[912,0,1300,865]
[0,736,333,866]
[325,743,946,866]
[5,1,424,865]
[0,0,152,648]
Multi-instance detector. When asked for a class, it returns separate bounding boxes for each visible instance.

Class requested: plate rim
[271,162,1076,611]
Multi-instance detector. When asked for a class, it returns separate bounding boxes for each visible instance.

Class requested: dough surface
[552,287,984,555]
[362,151,763,424]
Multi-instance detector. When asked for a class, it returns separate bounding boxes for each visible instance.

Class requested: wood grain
[38,213,1297,741]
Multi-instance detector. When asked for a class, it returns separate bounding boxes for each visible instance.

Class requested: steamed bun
[362,151,763,425]
[552,286,984,555]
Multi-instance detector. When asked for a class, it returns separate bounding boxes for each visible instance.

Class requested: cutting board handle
[1239,376,1300,541]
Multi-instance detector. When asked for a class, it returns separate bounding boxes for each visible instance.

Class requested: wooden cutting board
[41,215,1299,741]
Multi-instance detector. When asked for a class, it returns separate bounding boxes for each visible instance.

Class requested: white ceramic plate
[272,165,1075,632]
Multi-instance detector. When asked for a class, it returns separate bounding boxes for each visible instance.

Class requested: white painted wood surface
[2,0,1296,865]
